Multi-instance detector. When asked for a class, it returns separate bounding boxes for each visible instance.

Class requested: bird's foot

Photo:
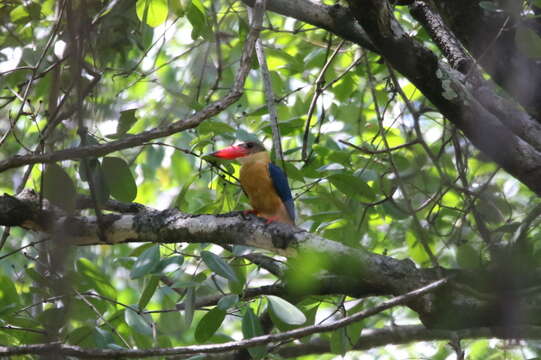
[263,216,281,224]
[241,209,258,220]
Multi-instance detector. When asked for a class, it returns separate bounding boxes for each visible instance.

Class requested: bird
[210,141,295,225]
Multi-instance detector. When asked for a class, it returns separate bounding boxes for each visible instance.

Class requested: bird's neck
[237,151,270,165]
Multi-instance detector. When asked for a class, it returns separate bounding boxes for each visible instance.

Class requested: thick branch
[347,0,541,195]
[409,0,541,153]
[430,0,541,119]
[410,0,472,72]
[5,190,541,330]
[278,325,541,358]
[242,0,375,51]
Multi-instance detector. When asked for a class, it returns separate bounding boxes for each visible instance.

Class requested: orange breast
[240,161,292,224]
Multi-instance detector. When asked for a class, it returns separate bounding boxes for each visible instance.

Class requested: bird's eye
[246,142,254,148]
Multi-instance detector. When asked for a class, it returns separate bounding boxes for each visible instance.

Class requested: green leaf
[76,258,117,299]
[328,173,375,202]
[476,195,503,224]
[198,120,236,135]
[201,251,240,284]
[94,328,116,349]
[130,243,156,257]
[79,158,96,181]
[0,275,19,316]
[242,307,266,359]
[115,109,138,137]
[330,327,350,355]
[478,1,502,12]
[380,200,409,220]
[102,157,137,202]
[217,295,239,311]
[68,326,94,346]
[70,297,107,323]
[344,303,364,346]
[10,6,29,23]
[84,160,110,206]
[130,244,161,279]
[125,307,153,335]
[456,244,482,269]
[43,163,77,212]
[184,287,196,327]
[155,255,184,273]
[267,296,306,325]
[194,307,226,342]
[515,26,541,59]
[136,0,168,28]
[174,175,198,210]
[186,0,209,39]
[406,231,431,265]
[228,257,246,295]
[138,275,160,308]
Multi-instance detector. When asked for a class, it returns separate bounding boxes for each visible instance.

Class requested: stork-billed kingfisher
[210,141,295,225]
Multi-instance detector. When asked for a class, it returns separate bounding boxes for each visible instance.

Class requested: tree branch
[409,0,541,154]
[429,0,541,118]
[5,190,541,330]
[241,0,375,51]
[276,325,541,358]
[0,279,447,358]
[346,0,541,196]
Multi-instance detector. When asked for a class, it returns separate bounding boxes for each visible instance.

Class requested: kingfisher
[210,141,295,225]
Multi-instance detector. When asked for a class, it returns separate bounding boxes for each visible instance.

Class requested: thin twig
[301,39,345,161]
[250,1,285,167]
[339,139,420,155]
[364,55,439,269]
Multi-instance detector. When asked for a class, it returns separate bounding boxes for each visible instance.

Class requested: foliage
[0,0,541,358]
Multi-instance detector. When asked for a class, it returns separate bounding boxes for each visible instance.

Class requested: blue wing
[268,163,295,222]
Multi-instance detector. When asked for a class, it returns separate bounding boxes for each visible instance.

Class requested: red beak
[209,145,248,160]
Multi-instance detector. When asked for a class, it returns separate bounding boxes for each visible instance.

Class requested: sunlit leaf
[0,275,19,316]
[186,0,209,39]
[136,0,168,28]
[112,108,138,138]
